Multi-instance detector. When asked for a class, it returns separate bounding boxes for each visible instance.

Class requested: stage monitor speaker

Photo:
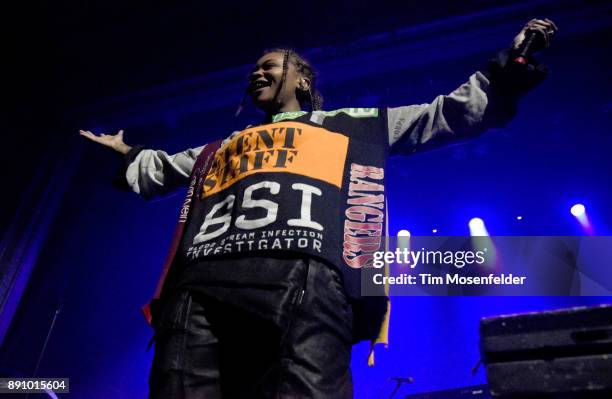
[404,385,490,398]
[480,304,612,398]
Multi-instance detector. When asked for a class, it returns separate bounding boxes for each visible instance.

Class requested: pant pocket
[151,291,193,373]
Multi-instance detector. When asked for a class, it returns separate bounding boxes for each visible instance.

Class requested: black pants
[148,258,353,398]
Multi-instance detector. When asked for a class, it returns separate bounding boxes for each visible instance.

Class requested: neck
[265,99,301,121]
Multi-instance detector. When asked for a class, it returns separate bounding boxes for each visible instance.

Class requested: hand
[79,129,132,155]
[512,18,558,51]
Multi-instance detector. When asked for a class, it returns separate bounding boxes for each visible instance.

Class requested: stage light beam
[469,218,497,267]
[570,203,594,235]
[469,217,489,237]
[397,229,411,257]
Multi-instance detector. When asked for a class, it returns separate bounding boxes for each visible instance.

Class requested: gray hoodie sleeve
[122,145,205,199]
[387,71,491,155]
[387,48,547,155]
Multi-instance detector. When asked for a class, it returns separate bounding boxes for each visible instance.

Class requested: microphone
[513,29,545,65]
[389,377,414,383]
[387,377,414,399]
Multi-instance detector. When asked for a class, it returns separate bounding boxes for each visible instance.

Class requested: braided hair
[236,48,324,116]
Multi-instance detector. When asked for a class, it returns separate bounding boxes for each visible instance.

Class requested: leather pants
[148,258,353,398]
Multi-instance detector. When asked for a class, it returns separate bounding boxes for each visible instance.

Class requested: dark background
[2,0,611,397]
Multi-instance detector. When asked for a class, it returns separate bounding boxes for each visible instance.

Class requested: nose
[250,67,264,82]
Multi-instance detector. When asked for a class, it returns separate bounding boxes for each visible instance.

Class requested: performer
[80,19,557,399]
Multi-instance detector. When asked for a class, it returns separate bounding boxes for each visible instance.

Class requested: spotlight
[397,230,411,256]
[570,203,593,235]
[516,216,523,221]
[432,228,438,234]
[469,218,484,229]
[570,203,585,217]
[469,218,488,236]
[469,218,496,266]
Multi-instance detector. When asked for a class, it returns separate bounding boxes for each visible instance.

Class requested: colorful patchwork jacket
[117,49,547,363]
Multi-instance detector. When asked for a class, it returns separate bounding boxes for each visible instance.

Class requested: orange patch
[202,122,349,198]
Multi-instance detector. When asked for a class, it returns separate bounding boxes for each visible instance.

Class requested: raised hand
[513,18,558,52]
[79,129,132,155]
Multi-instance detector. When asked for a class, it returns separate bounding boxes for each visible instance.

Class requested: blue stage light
[469,217,488,236]
[570,203,585,217]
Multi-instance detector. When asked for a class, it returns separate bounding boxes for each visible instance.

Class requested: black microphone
[513,29,545,65]
[389,376,414,383]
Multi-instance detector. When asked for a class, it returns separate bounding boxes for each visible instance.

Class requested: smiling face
[248,51,309,114]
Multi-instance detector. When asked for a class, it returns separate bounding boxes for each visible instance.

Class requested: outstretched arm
[79,129,205,199]
[388,18,557,155]
[123,146,205,199]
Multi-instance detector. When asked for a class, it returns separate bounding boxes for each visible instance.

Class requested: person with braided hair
[236,49,324,117]
[79,18,557,399]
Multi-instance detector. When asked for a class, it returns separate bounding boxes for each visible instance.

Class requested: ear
[297,76,311,92]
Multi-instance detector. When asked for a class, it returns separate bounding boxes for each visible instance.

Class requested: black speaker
[480,304,612,398]
[405,385,491,398]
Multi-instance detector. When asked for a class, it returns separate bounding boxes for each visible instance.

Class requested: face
[248,52,308,113]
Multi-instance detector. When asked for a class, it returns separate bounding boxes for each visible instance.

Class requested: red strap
[141,140,222,325]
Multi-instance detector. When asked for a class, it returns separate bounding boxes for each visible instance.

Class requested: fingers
[544,18,559,32]
[522,18,558,48]
[525,18,558,35]
[78,129,124,140]
[79,130,100,142]
[79,129,123,147]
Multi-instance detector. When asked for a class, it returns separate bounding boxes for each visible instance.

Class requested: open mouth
[249,79,271,93]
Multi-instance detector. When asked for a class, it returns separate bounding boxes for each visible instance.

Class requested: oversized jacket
[118,49,547,362]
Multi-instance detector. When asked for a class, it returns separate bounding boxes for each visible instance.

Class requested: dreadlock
[272,49,292,107]
[235,48,324,117]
